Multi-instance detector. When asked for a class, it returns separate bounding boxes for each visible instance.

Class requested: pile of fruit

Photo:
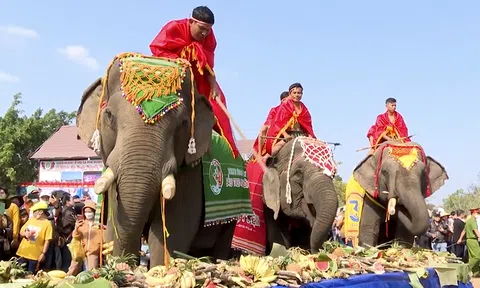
[2,242,465,288]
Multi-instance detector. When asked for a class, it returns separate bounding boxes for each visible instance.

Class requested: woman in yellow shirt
[16,202,53,273]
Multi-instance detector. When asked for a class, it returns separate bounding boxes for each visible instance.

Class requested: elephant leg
[212,222,236,260]
[190,222,236,260]
[264,205,291,254]
[358,198,384,246]
[162,165,203,260]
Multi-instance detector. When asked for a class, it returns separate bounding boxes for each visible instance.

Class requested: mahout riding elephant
[76,53,249,266]
[262,137,338,253]
[346,141,448,247]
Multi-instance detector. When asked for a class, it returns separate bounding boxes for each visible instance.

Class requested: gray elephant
[346,141,448,247]
[76,54,251,266]
[262,137,338,253]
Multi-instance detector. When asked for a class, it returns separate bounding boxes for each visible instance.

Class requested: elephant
[351,141,448,247]
[262,137,338,253]
[76,54,239,266]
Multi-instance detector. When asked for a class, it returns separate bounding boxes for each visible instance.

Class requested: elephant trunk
[396,186,429,236]
[306,172,338,253]
[114,126,177,255]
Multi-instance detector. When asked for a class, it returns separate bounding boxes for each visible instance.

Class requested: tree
[442,174,480,212]
[0,93,76,189]
[333,162,346,207]
[333,174,346,207]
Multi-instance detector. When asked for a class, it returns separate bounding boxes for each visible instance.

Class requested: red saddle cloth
[231,162,266,255]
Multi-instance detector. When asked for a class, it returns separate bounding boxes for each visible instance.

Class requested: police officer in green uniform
[458,208,480,276]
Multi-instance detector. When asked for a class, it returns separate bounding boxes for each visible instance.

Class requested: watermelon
[372,262,385,274]
[315,261,329,272]
[75,271,95,284]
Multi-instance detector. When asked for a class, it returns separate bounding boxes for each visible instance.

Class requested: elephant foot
[94,167,114,194]
[162,174,176,199]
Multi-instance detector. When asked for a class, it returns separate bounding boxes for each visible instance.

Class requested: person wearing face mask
[23,186,41,219]
[67,201,102,275]
[16,202,53,273]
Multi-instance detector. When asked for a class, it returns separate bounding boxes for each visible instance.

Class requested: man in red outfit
[149,6,239,157]
[367,97,410,152]
[253,91,290,156]
[264,83,316,156]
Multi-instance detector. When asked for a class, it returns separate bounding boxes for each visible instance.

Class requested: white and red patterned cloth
[231,162,266,255]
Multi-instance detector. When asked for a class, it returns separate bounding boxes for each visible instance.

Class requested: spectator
[16,202,53,273]
[452,210,466,260]
[68,200,102,275]
[56,193,76,272]
[427,211,449,252]
[140,237,150,268]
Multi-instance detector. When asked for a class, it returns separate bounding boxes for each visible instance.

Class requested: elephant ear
[76,77,103,151]
[183,72,215,165]
[426,156,449,194]
[263,167,281,220]
[352,154,377,194]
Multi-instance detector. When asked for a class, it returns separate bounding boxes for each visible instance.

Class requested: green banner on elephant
[202,131,253,226]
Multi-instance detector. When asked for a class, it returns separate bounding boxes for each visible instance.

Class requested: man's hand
[210,85,220,100]
[50,195,58,206]
[139,251,146,257]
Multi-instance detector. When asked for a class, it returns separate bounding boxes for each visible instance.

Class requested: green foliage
[0,93,76,190]
[333,162,346,207]
[442,183,480,213]
[333,174,346,207]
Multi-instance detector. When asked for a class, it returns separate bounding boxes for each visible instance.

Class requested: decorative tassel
[90,129,101,153]
[187,138,196,154]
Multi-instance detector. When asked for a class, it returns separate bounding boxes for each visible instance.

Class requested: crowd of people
[332,207,480,275]
[0,184,123,275]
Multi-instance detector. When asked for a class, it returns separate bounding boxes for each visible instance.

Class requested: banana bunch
[47,270,66,280]
[177,271,196,288]
[102,241,114,255]
[144,265,177,287]
[239,255,277,284]
[45,270,68,285]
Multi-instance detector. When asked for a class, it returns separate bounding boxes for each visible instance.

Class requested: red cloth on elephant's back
[264,99,316,155]
[149,19,239,157]
[367,111,410,145]
[231,162,266,255]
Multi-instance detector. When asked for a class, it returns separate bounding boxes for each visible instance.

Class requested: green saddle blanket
[202,131,253,226]
[118,53,187,124]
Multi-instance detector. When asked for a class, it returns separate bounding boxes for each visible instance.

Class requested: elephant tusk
[94,167,115,194]
[162,174,176,200]
[388,198,397,216]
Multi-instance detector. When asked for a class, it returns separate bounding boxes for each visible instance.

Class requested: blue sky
[0,0,478,204]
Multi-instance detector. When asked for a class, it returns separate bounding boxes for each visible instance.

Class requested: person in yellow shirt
[0,187,21,251]
[16,202,53,273]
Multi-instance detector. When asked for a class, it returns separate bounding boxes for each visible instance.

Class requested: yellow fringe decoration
[120,59,183,105]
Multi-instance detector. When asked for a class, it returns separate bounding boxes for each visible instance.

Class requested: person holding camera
[53,193,76,272]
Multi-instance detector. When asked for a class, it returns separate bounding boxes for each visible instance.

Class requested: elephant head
[263,138,338,252]
[353,141,448,236]
[76,55,215,254]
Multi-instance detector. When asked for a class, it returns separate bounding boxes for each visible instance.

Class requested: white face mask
[84,212,95,220]
[31,199,39,204]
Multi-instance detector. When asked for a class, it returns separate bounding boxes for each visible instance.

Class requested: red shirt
[367,111,410,145]
[264,99,316,155]
[149,19,239,157]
